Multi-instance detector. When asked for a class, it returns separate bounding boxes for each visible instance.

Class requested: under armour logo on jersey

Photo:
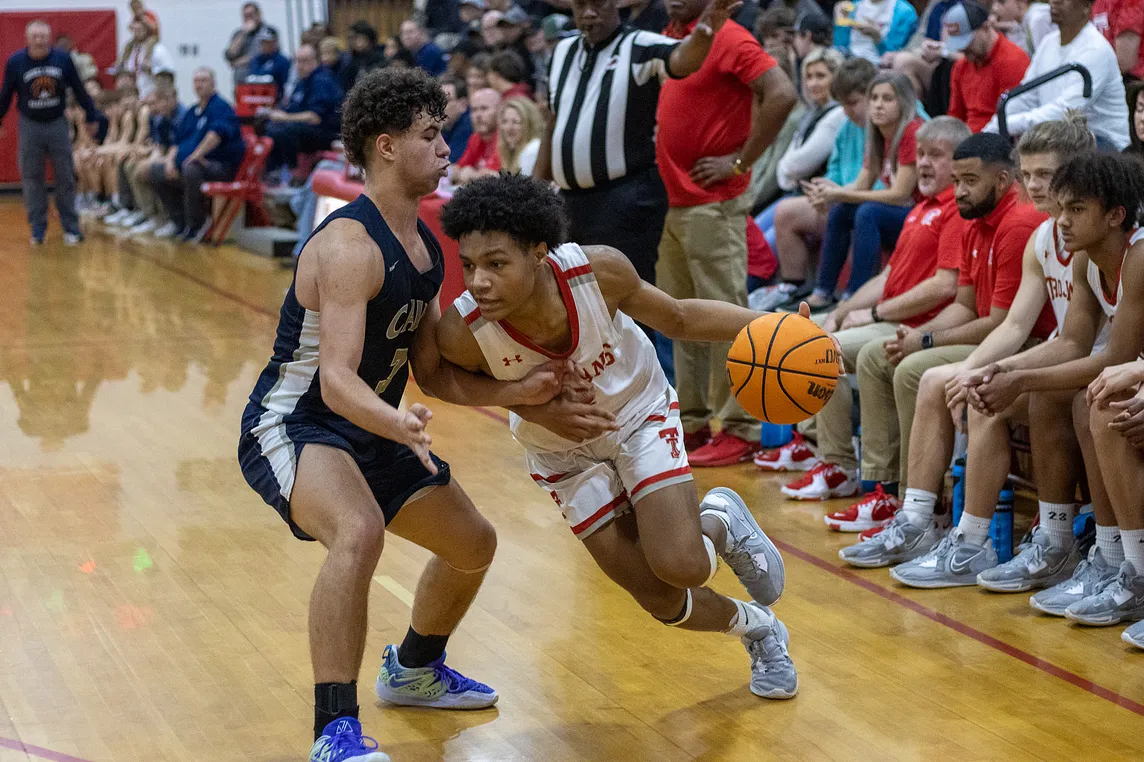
[659,427,681,458]
[503,355,523,366]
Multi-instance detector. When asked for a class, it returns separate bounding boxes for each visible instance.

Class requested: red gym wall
[0,10,118,186]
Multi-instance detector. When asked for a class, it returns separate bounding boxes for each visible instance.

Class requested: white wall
[0,0,326,103]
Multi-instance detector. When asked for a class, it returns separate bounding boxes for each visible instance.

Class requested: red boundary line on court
[120,243,1144,718]
[770,538,1144,717]
[0,737,94,762]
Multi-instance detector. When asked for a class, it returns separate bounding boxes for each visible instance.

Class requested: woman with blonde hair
[497,97,543,175]
[805,70,923,308]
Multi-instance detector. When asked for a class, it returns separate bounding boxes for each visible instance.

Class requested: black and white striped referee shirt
[546,26,682,191]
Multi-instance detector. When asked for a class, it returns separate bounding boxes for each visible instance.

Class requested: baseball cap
[541,13,574,41]
[500,5,531,26]
[255,27,278,42]
[941,1,989,52]
[460,0,486,8]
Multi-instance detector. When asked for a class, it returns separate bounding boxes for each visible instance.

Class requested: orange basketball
[726,313,839,424]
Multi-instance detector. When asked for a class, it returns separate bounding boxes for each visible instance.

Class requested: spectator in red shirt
[780,117,972,503]
[944,1,1031,132]
[654,0,797,466]
[1093,0,1144,79]
[452,88,501,184]
[848,133,1048,503]
[807,71,923,310]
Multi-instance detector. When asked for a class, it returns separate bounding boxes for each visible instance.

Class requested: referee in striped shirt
[533,0,742,286]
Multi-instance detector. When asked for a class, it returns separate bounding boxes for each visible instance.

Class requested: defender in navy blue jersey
[238,68,561,762]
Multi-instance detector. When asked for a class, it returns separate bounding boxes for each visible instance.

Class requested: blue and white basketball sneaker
[309,717,391,762]
[375,644,499,709]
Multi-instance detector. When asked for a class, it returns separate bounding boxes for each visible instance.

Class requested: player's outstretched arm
[414,300,563,407]
[588,245,763,343]
[311,221,436,472]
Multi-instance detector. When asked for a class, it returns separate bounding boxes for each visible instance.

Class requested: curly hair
[440,174,568,250]
[1051,152,1144,231]
[340,67,447,169]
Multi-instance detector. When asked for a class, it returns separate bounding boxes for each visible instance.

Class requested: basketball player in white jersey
[965,151,1144,627]
[882,116,1102,591]
[433,174,821,699]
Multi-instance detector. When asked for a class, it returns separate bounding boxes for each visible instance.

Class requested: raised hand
[697,0,744,35]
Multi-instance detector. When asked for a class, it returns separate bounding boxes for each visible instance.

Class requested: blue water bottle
[760,423,794,448]
[991,483,1014,563]
[951,459,966,526]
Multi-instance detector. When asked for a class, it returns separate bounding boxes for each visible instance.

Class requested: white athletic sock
[702,535,719,584]
[726,599,774,638]
[1096,525,1124,564]
[956,513,992,547]
[1121,529,1144,572]
[902,488,938,528]
[1039,501,1077,549]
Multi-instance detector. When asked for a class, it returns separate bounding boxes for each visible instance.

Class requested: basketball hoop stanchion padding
[234,83,278,119]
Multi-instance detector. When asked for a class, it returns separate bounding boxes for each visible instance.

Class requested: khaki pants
[656,194,758,440]
[814,322,899,471]
[855,342,976,484]
[124,156,163,220]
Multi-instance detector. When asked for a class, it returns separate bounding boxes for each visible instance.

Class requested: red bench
[200,133,274,246]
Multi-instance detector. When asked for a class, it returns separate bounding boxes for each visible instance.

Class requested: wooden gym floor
[1,199,1143,762]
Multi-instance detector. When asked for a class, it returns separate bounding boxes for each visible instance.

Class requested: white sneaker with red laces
[754,433,822,472]
[823,484,901,532]
[780,463,859,501]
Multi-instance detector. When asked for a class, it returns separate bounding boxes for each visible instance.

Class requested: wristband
[871,303,882,323]
[921,332,934,350]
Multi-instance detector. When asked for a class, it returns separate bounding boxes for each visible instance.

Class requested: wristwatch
[921,332,934,350]
[731,156,746,176]
[871,303,882,323]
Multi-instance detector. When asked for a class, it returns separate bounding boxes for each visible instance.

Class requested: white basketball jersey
[1034,220,1075,335]
[1086,227,1144,320]
[454,243,669,453]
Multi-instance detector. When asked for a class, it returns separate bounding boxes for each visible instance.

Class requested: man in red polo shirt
[1092,0,1144,79]
[944,1,1030,132]
[655,0,797,466]
[837,132,1055,568]
[775,117,972,503]
[452,88,501,184]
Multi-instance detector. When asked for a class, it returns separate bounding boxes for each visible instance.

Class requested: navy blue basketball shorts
[238,416,450,541]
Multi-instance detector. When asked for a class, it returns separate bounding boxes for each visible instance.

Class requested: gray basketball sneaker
[701,488,785,606]
[976,526,1081,592]
[890,529,998,588]
[838,512,940,568]
[1066,560,1144,626]
[741,605,798,700]
[1123,619,1144,649]
[1029,545,1118,616]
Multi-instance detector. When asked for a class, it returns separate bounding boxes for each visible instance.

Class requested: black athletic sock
[314,681,358,740]
[397,626,450,668]
[782,278,805,287]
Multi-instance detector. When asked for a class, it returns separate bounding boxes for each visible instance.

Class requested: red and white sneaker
[753,432,821,472]
[859,525,884,542]
[823,484,901,532]
[780,462,859,501]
